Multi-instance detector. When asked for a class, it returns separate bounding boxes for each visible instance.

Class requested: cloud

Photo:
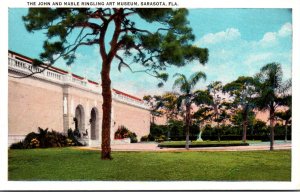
[191,22,292,88]
[112,22,292,96]
[278,22,292,37]
[260,32,277,44]
[198,28,241,45]
[245,53,273,65]
[258,22,292,47]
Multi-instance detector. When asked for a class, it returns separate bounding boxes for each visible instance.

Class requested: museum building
[8,50,151,147]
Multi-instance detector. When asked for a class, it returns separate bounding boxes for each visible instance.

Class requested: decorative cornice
[8,52,150,110]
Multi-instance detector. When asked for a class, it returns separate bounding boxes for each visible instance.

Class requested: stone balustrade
[8,54,150,110]
[112,92,150,110]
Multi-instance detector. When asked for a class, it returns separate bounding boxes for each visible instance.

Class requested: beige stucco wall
[8,74,151,145]
[112,101,150,140]
[8,76,64,135]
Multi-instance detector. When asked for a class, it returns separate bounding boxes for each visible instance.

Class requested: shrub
[44,130,69,148]
[67,128,84,146]
[148,134,155,141]
[129,132,138,143]
[10,127,83,149]
[114,125,138,143]
[150,120,201,142]
[168,120,184,141]
[156,135,166,143]
[140,135,149,142]
[150,123,168,137]
[21,132,39,148]
[168,120,200,141]
[29,138,40,148]
[9,141,25,149]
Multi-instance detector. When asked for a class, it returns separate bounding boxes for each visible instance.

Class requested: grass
[158,140,249,148]
[8,148,291,181]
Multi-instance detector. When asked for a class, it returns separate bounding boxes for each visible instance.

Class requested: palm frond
[173,73,189,93]
[189,71,206,89]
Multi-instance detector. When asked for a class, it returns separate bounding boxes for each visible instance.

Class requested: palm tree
[255,63,291,150]
[274,95,292,142]
[173,71,206,149]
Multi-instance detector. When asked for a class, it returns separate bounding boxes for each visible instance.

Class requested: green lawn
[8,148,291,181]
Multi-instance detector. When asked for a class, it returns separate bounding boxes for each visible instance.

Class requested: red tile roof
[112,89,142,102]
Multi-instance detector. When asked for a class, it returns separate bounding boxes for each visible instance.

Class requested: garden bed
[158,141,249,148]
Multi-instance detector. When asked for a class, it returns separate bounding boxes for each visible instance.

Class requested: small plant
[9,141,25,149]
[129,132,138,143]
[29,138,40,148]
[141,135,149,142]
[156,135,166,143]
[114,125,138,143]
[66,138,74,146]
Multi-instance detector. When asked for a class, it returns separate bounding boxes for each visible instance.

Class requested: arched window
[90,107,99,140]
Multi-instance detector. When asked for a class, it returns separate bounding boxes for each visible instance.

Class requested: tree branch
[121,27,152,35]
[73,22,101,31]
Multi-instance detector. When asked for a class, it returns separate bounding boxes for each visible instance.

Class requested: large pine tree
[23,8,209,159]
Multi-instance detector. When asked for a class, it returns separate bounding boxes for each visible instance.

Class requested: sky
[8,8,292,97]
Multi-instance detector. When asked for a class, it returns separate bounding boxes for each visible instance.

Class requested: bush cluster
[10,127,83,149]
[141,120,200,142]
[114,125,138,143]
[201,120,291,141]
[143,118,292,143]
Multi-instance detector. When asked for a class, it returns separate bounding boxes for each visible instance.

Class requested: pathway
[79,141,291,152]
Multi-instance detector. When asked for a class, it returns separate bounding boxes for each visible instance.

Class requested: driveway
[80,141,291,152]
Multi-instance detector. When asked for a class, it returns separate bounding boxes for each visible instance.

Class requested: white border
[3,0,296,8]
[1,0,299,190]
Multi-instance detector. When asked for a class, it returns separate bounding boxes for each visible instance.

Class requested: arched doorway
[74,105,85,134]
[90,107,99,140]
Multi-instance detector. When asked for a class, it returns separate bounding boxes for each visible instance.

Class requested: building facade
[8,51,151,146]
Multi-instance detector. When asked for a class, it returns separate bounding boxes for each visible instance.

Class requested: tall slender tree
[207,81,223,141]
[192,90,213,141]
[274,95,292,142]
[223,76,256,143]
[173,71,206,149]
[22,8,209,159]
[255,63,291,150]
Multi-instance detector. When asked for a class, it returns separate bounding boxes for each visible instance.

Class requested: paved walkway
[78,141,291,152]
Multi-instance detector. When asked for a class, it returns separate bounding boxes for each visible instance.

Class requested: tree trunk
[242,113,248,143]
[284,121,288,142]
[185,103,191,150]
[269,107,275,151]
[101,61,112,160]
[99,11,122,160]
[213,105,220,142]
[217,122,220,142]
